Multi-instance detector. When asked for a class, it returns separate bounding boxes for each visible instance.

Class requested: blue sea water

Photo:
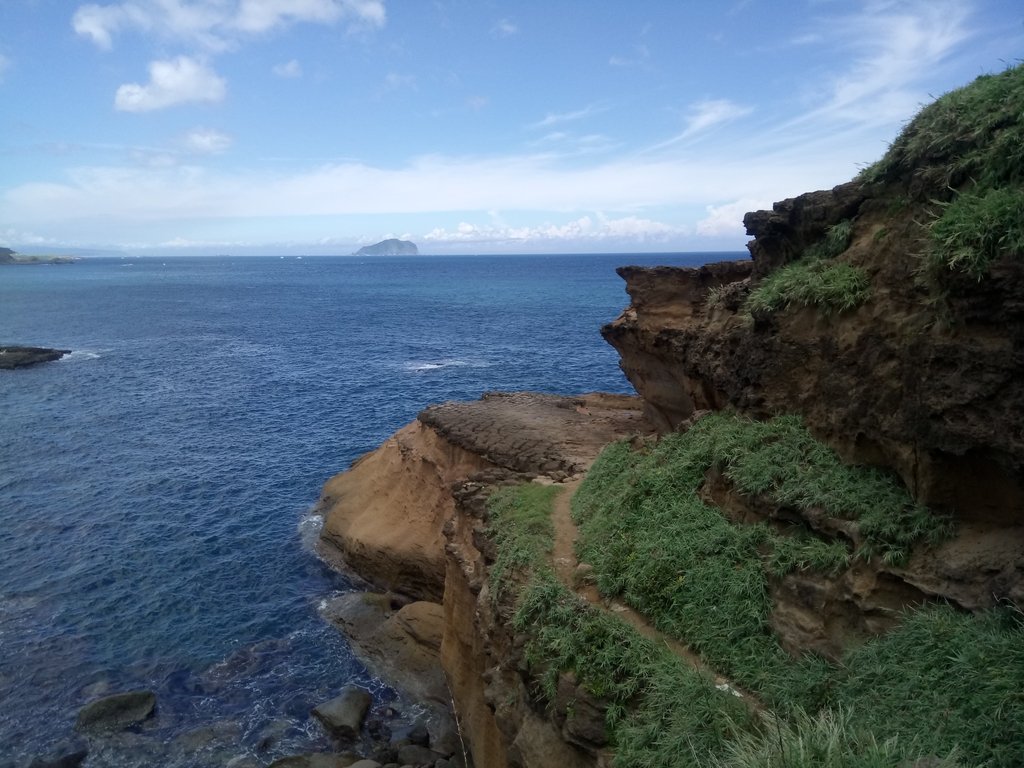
[0,253,739,765]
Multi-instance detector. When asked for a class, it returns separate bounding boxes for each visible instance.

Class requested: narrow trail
[551,481,761,710]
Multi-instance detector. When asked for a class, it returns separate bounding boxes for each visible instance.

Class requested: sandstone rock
[321,594,448,708]
[312,686,373,742]
[74,689,156,732]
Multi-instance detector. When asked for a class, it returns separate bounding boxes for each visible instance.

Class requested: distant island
[0,247,77,265]
[353,239,419,256]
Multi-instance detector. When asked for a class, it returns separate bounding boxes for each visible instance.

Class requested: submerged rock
[26,738,88,768]
[268,754,361,768]
[312,686,373,742]
[74,690,156,732]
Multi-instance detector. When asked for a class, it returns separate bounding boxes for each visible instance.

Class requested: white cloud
[115,56,226,112]
[183,128,232,154]
[696,198,769,237]
[423,214,680,246]
[272,59,302,78]
[796,0,973,126]
[529,104,605,129]
[492,18,518,37]
[72,0,386,50]
[654,99,754,152]
[233,0,385,34]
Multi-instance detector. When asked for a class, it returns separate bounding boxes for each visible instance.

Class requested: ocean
[0,253,740,765]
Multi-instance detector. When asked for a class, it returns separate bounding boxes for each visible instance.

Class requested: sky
[1,1,1022,255]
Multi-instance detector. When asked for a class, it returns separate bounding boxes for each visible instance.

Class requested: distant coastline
[1,247,78,265]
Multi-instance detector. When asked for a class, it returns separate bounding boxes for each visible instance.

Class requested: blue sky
[1,0,1021,255]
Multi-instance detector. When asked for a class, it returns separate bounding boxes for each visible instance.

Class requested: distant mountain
[353,239,419,256]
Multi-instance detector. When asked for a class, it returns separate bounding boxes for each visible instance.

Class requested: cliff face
[605,194,1024,519]
[318,393,653,767]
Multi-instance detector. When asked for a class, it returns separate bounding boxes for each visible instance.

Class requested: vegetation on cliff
[566,415,1022,767]
[864,63,1024,284]
[485,475,1024,767]
[745,220,870,316]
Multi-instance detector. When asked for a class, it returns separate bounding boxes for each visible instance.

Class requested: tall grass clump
[746,260,870,316]
[928,186,1024,279]
[710,707,965,768]
[745,219,869,316]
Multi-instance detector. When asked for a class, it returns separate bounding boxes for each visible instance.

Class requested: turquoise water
[0,253,738,764]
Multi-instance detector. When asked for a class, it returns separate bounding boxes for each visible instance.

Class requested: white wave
[403,358,492,373]
[297,511,324,551]
[59,350,104,362]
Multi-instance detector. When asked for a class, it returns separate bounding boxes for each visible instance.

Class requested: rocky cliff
[315,65,1024,768]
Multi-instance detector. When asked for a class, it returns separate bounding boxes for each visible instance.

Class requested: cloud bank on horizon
[1,0,1021,254]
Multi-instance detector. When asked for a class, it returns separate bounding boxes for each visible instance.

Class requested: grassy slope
[570,414,1023,767]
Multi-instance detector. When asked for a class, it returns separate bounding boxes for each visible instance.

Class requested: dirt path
[551,482,757,707]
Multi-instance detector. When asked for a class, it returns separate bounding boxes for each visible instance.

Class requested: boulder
[312,686,373,741]
[268,755,360,768]
[74,690,156,732]
[396,744,441,765]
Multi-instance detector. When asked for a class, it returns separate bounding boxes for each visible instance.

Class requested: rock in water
[266,753,362,765]
[75,690,156,732]
[311,686,373,741]
[0,346,71,369]
[268,755,361,768]
[26,738,88,768]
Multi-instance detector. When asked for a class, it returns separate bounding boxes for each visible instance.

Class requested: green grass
[855,64,1024,285]
[566,413,1024,766]
[805,219,854,262]
[745,220,868,316]
[832,604,1024,768]
[486,483,560,598]
[571,411,953,699]
[860,64,1024,192]
[710,707,965,768]
[482,469,1024,767]
[928,186,1024,280]
[514,574,756,768]
[746,260,870,316]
